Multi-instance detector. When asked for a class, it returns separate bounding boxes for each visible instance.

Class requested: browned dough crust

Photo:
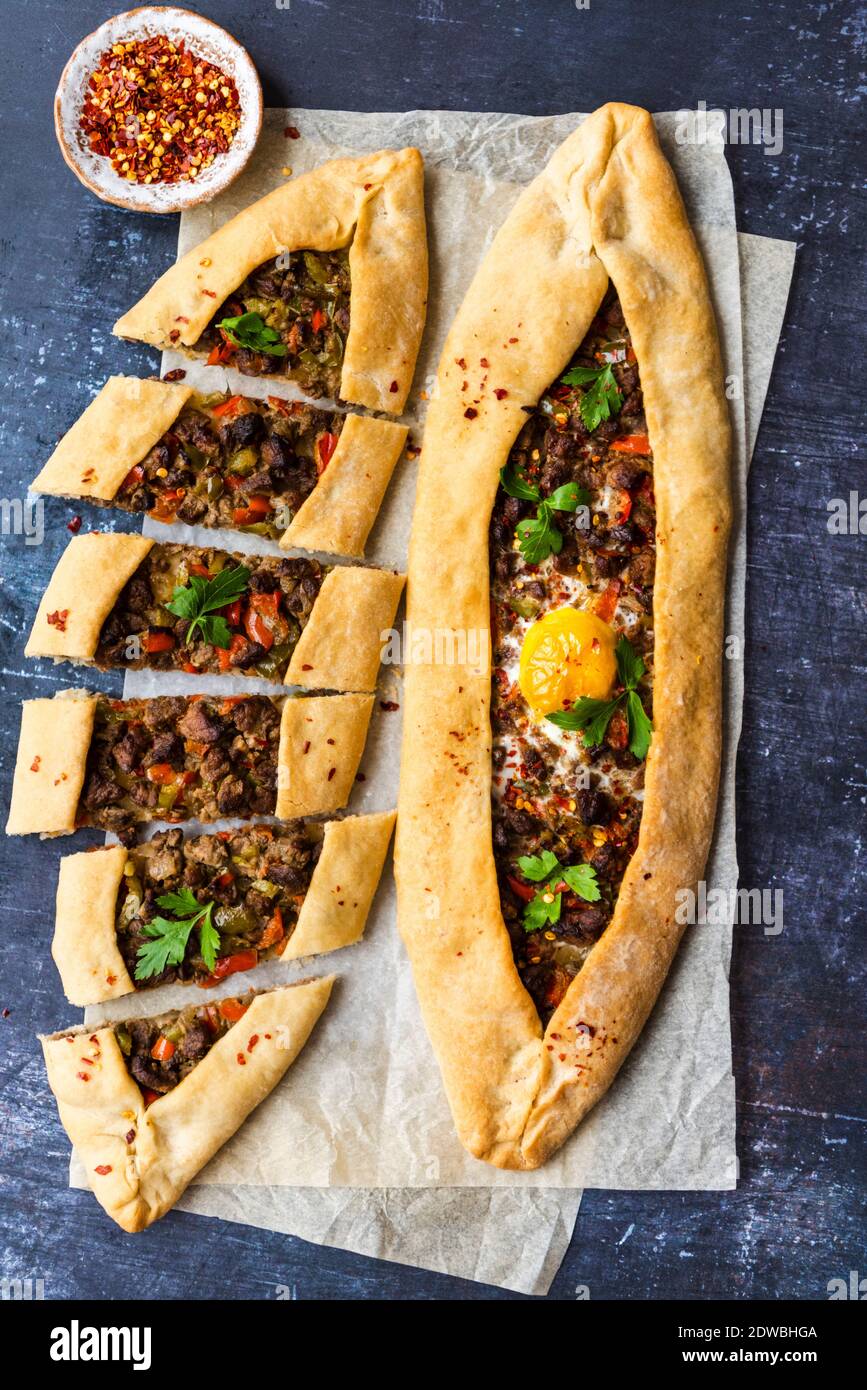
[51,811,395,1004]
[25,532,403,694]
[113,149,428,414]
[30,377,192,500]
[6,690,374,835]
[40,978,333,1231]
[395,104,732,1169]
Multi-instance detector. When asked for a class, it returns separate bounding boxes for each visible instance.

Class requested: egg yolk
[518,607,617,717]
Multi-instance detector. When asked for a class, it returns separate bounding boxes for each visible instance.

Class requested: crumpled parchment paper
[71,108,795,1293]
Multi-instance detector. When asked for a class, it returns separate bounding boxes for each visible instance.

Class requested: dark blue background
[1,0,863,1301]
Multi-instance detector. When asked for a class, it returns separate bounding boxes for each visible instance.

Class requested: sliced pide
[52,812,396,1005]
[113,148,428,413]
[40,977,333,1232]
[395,104,732,1169]
[31,380,407,558]
[26,532,404,690]
[6,690,374,838]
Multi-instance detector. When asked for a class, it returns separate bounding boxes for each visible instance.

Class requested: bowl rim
[54,5,263,215]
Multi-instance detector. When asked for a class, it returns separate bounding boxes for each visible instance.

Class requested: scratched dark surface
[0,0,864,1302]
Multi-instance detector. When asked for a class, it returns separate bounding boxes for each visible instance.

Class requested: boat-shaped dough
[52,812,395,1005]
[30,378,407,559]
[26,532,404,692]
[6,689,374,837]
[114,148,428,414]
[41,978,333,1231]
[396,104,731,1169]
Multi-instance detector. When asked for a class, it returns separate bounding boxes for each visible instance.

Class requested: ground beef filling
[115,997,246,1098]
[196,248,351,398]
[490,287,656,1024]
[113,392,343,539]
[116,824,319,987]
[77,695,280,844]
[94,543,323,681]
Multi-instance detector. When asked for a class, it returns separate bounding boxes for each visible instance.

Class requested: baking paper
[70,109,795,1291]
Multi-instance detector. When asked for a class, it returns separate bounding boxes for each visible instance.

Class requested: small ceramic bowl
[54,6,263,214]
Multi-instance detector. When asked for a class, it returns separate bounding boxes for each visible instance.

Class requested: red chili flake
[94,1165,112,1176]
[302,740,311,754]
[125,1129,135,1145]
[175,315,190,323]
[455,357,467,369]
[284,125,301,139]
[47,609,70,632]
[508,337,518,344]
[461,380,468,391]
[494,388,508,400]
[389,380,399,393]
[201,289,217,298]
[163,368,186,381]
[67,515,83,534]
[480,357,489,368]
[76,1072,91,1082]
[464,408,478,420]
[363,182,372,190]
[1,1009,9,1019]
[327,767,336,781]
[247,1034,260,1052]
[106,973,117,985]
[168,330,180,344]
[79,36,242,188]
[326,737,335,745]
[29,756,41,773]
[379,700,399,712]
[264,1033,272,1040]
[236,1052,246,1066]
[301,663,313,671]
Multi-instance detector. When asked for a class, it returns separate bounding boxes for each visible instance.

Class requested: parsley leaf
[626,689,653,761]
[513,484,591,566]
[523,890,561,933]
[547,694,623,748]
[134,892,219,981]
[548,482,591,513]
[561,864,602,902]
[517,849,561,882]
[560,363,623,432]
[516,502,564,564]
[515,851,600,931]
[166,564,249,649]
[217,311,288,357]
[499,462,540,502]
[544,634,653,760]
[616,636,646,690]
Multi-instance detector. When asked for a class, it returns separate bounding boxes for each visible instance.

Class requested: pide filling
[114,995,250,1102]
[196,248,351,398]
[77,695,280,843]
[116,825,318,988]
[95,543,324,680]
[113,391,344,537]
[490,288,655,1024]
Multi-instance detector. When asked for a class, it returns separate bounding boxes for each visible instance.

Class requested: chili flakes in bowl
[80,35,241,186]
[55,8,263,214]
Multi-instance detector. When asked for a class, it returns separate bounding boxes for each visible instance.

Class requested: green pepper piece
[158,784,179,813]
[303,251,330,285]
[115,1027,132,1056]
[250,879,281,899]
